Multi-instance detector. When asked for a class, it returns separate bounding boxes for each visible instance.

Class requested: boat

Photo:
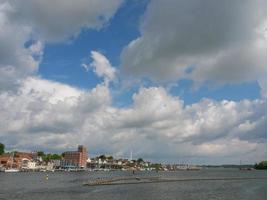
[239,167,254,171]
[5,152,20,173]
[5,168,20,173]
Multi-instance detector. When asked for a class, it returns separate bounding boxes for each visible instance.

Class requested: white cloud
[0,5,40,91]
[121,0,267,88]
[21,77,82,104]
[82,51,116,84]
[6,0,123,42]
[0,0,122,91]
[0,76,111,151]
[1,76,267,163]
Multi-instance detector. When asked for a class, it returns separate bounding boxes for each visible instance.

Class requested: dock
[83,176,267,186]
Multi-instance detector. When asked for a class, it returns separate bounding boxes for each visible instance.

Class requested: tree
[43,154,51,162]
[37,151,45,157]
[137,158,144,163]
[50,154,62,160]
[255,161,267,170]
[107,156,113,160]
[0,143,4,155]
[43,153,62,162]
[99,155,106,160]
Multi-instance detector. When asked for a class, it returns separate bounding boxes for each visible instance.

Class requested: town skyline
[1,143,260,173]
[0,143,260,166]
[1,144,204,172]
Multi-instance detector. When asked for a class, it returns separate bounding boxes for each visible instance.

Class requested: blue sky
[38,0,261,107]
[39,0,146,88]
[0,0,267,164]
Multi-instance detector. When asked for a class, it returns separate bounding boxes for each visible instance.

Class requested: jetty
[83,176,267,186]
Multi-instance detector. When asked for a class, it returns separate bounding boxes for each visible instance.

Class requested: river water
[0,169,267,200]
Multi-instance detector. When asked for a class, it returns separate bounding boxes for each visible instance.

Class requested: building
[0,152,36,169]
[63,145,88,168]
[21,158,36,170]
[78,145,87,168]
[16,152,36,160]
[0,154,13,168]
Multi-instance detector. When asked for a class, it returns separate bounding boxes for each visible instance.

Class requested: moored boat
[4,168,20,173]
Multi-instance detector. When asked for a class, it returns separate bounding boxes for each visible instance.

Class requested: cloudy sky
[1,0,267,164]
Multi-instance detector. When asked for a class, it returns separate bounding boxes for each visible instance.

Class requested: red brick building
[63,145,88,168]
[0,152,35,169]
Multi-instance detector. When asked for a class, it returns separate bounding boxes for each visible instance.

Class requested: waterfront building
[0,154,13,168]
[0,152,36,169]
[51,159,61,169]
[63,145,88,168]
[21,158,36,170]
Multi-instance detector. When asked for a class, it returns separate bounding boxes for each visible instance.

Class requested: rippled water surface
[1,169,267,200]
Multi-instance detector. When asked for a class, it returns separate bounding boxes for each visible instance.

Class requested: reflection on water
[0,169,267,200]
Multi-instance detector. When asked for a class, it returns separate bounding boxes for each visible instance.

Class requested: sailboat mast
[10,152,14,168]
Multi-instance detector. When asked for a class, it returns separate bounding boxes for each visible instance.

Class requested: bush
[255,161,267,170]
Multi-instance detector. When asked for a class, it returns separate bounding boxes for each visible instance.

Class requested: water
[0,169,267,200]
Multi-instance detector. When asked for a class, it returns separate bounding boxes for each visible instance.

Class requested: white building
[21,158,36,170]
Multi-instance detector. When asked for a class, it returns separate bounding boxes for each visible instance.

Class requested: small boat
[5,168,20,173]
[239,168,254,171]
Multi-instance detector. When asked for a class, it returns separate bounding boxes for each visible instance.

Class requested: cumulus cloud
[82,51,116,84]
[121,0,267,87]
[6,0,123,42]
[1,76,267,163]
[0,2,41,91]
[0,76,111,150]
[0,0,122,91]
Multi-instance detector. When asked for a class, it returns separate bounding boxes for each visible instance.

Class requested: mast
[8,151,14,169]
[130,150,133,161]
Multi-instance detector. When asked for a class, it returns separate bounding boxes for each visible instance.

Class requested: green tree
[0,143,4,155]
[43,153,62,162]
[137,158,144,163]
[43,154,51,162]
[50,154,62,160]
[37,151,45,157]
[107,156,113,160]
[99,155,106,160]
[255,161,267,170]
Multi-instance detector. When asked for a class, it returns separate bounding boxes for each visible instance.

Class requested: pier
[83,176,267,186]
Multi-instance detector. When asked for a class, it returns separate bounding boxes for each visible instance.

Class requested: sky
[0,0,267,164]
